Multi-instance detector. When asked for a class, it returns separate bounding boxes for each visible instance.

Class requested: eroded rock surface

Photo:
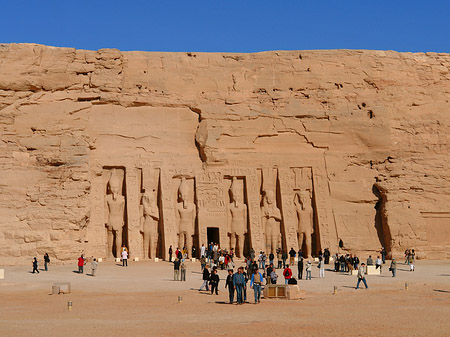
[1,44,449,264]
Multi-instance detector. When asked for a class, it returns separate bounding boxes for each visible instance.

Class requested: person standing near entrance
[180,259,186,281]
[289,248,296,267]
[210,268,220,295]
[356,263,368,289]
[121,249,128,267]
[173,258,180,281]
[233,267,246,304]
[282,250,288,268]
[305,260,312,280]
[168,245,173,262]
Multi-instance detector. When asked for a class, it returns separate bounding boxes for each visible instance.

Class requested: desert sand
[1,259,450,337]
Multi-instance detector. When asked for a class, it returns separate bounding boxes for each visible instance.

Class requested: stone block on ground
[134,257,139,262]
[366,265,380,275]
[154,258,159,262]
[351,269,358,276]
[52,282,71,294]
[97,258,102,262]
[0,269,4,279]
[287,285,306,300]
[115,258,121,263]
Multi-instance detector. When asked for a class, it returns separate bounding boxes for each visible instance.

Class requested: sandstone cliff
[0,43,449,264]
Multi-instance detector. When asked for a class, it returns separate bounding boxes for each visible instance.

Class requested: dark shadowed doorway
[207,227,220,246]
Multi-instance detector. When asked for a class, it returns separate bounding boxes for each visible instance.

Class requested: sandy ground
[1,259,450,337]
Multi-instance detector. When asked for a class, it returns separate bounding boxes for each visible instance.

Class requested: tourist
[318,256,325,278]
[270,268,278,284]
[43,253,50,271]
[258,251,263,269]
[78,255,85,274]
[283,264,292,284]
[249,248,255,261]
[276,248,282,268]
[200,244,206,258]
[121,249,128,267]
[356,263,368,289]
[199,265,210,291]
[250,267,264,304]
[261,251,266,269]
[180,259,187,281]
[298,255,304,280]
[210,268,220,295]
[324,248,330,264]
[381,247,386,264]
[404,249,410,264]
[91,258,98,276]
[318,249,323,259]
[269,252,274,266]
[282,250,288,268]
[390,258,397,277]
[233,267,246,304]
[200,256,206,271]
[366,255,373,266]
[242,268,249,302]
[121,244,128,254]
[219,253,225,270]
[266,263,274,284]
[32,257,39,274]
[339,255,346,272]
[334,253,340,272]
[192,246,196,258]
[306,260,312,280]
[375,256,382,272]
[225,269,235,304]
[173,258,180,281]
[409,254,415,271]
[289,247,296,266]
[353,255,360,270]
[168,245,173,262]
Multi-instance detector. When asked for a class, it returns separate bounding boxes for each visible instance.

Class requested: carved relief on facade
[175,176,197,258]
[104,167,127,258]
[260,168,283,254]
[139,168,161,259]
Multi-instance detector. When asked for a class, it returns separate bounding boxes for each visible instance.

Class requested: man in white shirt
[375,256,382,272]
[200,244,206,258]
[121,250,128,267]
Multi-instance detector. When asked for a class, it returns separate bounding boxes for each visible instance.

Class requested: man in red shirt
[78,255,85,274]
[283,264,292,285]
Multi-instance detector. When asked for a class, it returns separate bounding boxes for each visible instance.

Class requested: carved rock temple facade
[1,44,450,264]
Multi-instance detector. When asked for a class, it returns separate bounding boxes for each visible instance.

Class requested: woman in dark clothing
[210,269,220,295]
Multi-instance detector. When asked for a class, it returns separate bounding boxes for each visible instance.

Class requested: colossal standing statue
[261,189,282,254]
[227,177,247,258]
[105,169,125,258]
[175,177,196,258]
[294,190,314,259]
[140,189,159,259]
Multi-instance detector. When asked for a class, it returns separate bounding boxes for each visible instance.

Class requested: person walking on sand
[91,258,98,276]
[390,258,397,277]
[173,258,180,281]
[44,253,50,271]
[356,263,368,289]
[210,268,220,295]
[32,257,39,274]
[250,267,264,304]
[225,269,235,304]
[199,264,210,291]
[78,255,85,274]
[233,267,246,304]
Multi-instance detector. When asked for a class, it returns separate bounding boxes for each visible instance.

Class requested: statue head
[178,177,189,209]
[265,190,275,205]
[230,177,240,205]
[109,169,122,199]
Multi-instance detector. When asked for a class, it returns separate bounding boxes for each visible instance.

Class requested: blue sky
[1,1,448,53]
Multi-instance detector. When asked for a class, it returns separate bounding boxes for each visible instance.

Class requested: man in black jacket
[225,269,234,303]
[199,265,210,291]
[210,268,220,295]
[173,258,181,281]
[298,256,304,279]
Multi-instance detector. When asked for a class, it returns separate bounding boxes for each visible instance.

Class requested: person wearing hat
[390,258,397,277]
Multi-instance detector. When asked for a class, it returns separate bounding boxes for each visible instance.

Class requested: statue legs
[142,228,151,259]
[237,234,245,258]
[304,232,312,259]
[270,234,277,255]
[149,230,158,259]
[230,233,237,253]
[185,232,193,259]
[298,232,304,252]
[107,227,114,258]
[114,228,122,258]
[178,232,186,253]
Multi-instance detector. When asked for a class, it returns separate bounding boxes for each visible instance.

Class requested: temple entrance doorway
[207,227,220,246]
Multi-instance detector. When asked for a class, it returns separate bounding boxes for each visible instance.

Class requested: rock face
[0,43,449,264]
